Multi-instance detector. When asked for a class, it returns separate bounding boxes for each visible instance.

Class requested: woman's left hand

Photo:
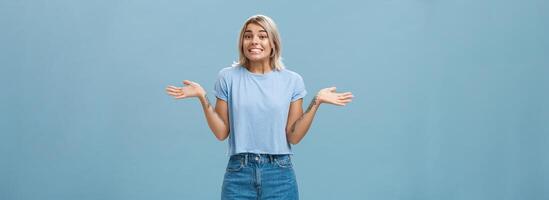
[316,87,354,106]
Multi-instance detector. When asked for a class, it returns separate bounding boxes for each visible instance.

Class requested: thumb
[329,86,336,92]
[183,80,192,85]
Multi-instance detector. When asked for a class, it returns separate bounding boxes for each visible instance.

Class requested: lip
[248,47,263,53]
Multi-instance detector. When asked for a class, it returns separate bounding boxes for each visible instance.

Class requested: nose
[252,36,260,44]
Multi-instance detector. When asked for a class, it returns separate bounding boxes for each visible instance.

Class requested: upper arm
[215,98,230,128]
[286,98,304,133]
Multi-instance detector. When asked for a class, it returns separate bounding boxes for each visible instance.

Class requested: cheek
[241,42,250,54]
[242,40,251,47]
[263,41,272,52]
[263,41,271,49]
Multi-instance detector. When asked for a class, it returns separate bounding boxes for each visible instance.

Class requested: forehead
[245,23,267,32]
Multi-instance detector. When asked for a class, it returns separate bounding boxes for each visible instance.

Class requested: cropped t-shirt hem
[228,150,294,156]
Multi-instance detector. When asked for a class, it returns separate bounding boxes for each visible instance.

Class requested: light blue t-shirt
[213,65,307,156]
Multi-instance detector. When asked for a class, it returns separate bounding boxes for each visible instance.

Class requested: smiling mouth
[248,48,263,53]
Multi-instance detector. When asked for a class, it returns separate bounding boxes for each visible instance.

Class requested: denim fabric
[221,153,299,200]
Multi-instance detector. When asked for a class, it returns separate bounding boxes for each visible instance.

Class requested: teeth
[249,48,262,53]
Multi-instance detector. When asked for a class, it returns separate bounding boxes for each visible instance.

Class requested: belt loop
[244,154,248,166]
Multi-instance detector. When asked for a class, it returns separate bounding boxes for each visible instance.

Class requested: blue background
[1,0,548,199]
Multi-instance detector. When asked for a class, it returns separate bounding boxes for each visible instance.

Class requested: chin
[246,55,269,62]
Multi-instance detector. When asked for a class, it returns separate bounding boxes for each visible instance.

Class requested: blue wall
[1,0,548,199]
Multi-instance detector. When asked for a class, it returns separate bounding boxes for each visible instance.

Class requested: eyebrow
[244,30,267,33]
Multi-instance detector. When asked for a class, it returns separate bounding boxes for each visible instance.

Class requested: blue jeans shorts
[221,153,299,200]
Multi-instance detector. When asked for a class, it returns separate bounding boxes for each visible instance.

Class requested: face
[242,23,272,63]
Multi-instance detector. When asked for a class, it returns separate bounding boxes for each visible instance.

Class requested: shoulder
[217,65,240,78]
[279,67,305,81]
[218,65,239,75]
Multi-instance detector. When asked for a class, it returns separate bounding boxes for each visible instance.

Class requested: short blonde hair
[234,14,285,70]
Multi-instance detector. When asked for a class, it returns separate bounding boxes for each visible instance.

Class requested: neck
[247,60,272,74]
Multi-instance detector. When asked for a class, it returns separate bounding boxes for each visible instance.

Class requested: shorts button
[255,157,259,161]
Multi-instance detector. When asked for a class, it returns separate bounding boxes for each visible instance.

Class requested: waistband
[231,153,291,164]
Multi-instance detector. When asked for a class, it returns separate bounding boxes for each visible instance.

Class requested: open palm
[316,87,353,106]
[165,80,206,99]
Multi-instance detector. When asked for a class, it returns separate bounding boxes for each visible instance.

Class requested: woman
[166,15,353,200]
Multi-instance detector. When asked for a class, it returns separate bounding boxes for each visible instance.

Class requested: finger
[338,96,352,101]
[326,100,345,106]
[166,87,182,92]
[166,87,181,93]
[339,99,352,103]
[184,80,199,86]
[165,87,179,92]
[189,81,198,86]
[175,94,188,99]
[167,90,181,95]
[337,92,352,97]
[338,95,354,100]
[338,93,353,97]
[167,85,180,89]
[166,90,182,95]
[167,91,181,96]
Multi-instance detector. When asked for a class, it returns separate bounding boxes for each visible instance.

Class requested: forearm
[198,94,229,140]
[287,96,321,144]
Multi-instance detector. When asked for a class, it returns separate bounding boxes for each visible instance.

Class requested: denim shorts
[221,153,299,200]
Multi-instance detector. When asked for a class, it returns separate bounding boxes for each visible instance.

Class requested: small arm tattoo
[304,96,318,114]
[290,96,319,133]
[204,94,212,109]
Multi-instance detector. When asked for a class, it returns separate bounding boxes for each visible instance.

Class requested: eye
[259,35,268,39]
[244,35,252,39]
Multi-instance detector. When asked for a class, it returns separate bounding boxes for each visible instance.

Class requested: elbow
[216,135,228,141]
[287,134,301,145]
[286,129,300,145]
[215,130,229,141]
[288,138,301,145]
[288,139,300,145]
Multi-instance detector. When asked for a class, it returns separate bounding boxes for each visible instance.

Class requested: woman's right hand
[165,80,206,99]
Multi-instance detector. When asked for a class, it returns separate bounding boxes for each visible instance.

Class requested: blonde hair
[234,14,285,70]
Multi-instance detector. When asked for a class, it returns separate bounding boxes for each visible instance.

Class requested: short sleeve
[291,74,307,102]
[213,70,229,101]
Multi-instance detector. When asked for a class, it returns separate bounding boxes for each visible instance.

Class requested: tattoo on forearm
[204,94,225,125]
[290,96,318,134]
[305,96,318,114]
[204,94,212,110]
